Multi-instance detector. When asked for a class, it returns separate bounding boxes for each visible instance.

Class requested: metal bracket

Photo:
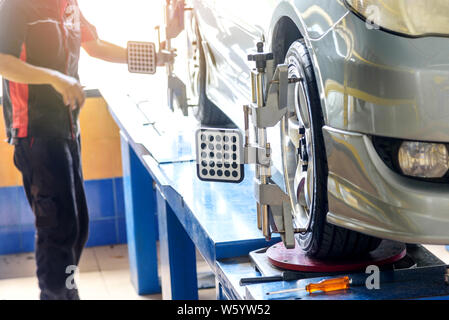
[242,64,291,167]
[243,42,296,247]
[255,183,289,207]
[244,145,271,167]
[154,1,189,116]
[248,64,290,129]
[194,42,296,248]
[167,75,188,115]
[254,183,295,249]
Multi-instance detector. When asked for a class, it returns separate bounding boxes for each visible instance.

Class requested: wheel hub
[281,65,314,231]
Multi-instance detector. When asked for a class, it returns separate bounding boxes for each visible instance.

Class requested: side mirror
[127,41,157,75]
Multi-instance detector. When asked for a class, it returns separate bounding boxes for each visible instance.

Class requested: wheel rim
[281,59,315,231]
[186,14,200,108]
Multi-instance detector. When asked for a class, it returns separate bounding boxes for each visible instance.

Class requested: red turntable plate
[267,240,406,273]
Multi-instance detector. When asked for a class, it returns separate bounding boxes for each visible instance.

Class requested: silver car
[183,0,449,258]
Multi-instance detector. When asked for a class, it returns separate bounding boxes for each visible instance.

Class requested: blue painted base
[0,177,127,255]
[157,190,198,300]
[120,134,160,295]
[217,257,449,300]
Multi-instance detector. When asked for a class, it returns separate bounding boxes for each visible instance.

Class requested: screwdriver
[266,276,352,296]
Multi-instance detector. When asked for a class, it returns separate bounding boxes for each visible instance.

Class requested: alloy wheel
[281,58,315,232]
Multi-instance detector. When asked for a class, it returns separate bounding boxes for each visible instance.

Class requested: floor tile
[77,271,110,300]
[0,244,218,300]
[0,276,39,300]
[100,269,160,300]
[94,244,130,271]
[0,251,35,280]
[199,288,216,300]
[79,247,100,273]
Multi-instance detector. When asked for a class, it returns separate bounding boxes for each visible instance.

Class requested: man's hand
[157,50,177,67]
[49,72,86,110]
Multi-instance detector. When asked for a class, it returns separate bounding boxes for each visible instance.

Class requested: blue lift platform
[98,70,449,300]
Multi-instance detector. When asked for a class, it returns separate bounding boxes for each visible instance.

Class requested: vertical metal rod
[251,72,257,104]
[256,72,264,108]
[243,105,250,148]
[165,1,173,75]
[167,40,173,75]
[257,204,262,230]
[255,71,271,240]
[263,205,271,241]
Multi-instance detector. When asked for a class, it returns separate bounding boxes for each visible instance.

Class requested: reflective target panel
[127,41,157,75]
[196,128,244,183]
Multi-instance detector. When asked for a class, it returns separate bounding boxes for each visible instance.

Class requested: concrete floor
[0,244,448,300]
[0,244,216,300]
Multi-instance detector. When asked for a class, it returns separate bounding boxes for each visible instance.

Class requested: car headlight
[345,0,449,37]
[398,142,449,178]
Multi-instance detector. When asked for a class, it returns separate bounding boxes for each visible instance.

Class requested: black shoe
[40,288,80,300]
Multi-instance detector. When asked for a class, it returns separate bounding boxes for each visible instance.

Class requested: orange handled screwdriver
[266,276,352,296]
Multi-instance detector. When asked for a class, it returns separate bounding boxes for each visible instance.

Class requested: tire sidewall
[284,40,329,255]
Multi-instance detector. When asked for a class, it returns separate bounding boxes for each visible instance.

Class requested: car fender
[267,2,349,126]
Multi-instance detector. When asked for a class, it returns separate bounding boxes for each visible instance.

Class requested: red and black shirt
[0,0,98,143]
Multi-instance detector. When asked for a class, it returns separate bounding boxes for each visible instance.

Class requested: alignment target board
[196,129,244,183]
[127,41,157,74]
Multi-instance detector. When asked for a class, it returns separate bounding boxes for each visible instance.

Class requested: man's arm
[78,6,174,66]
[0,53,85,110]
[82,40,127,64]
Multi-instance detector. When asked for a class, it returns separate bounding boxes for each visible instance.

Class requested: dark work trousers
[13,137,89,300]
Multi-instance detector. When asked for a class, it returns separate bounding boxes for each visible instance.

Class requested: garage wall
[0,94,127,254]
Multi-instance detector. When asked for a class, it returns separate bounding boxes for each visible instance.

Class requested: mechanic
[0,0,170,300]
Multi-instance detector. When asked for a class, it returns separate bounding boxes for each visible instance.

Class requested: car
[181,0,449,259]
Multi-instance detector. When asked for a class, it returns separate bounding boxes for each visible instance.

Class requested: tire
[186,13,230,126]
[283,40,381,259]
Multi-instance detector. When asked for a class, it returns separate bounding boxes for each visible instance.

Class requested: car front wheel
[281,40,381,259]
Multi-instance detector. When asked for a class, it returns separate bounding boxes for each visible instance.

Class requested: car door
[213,1,276,107]
[193,0,239,116]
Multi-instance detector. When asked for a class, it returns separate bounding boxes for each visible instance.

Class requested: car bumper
[323,126,449,245]
[314,12,449,142]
